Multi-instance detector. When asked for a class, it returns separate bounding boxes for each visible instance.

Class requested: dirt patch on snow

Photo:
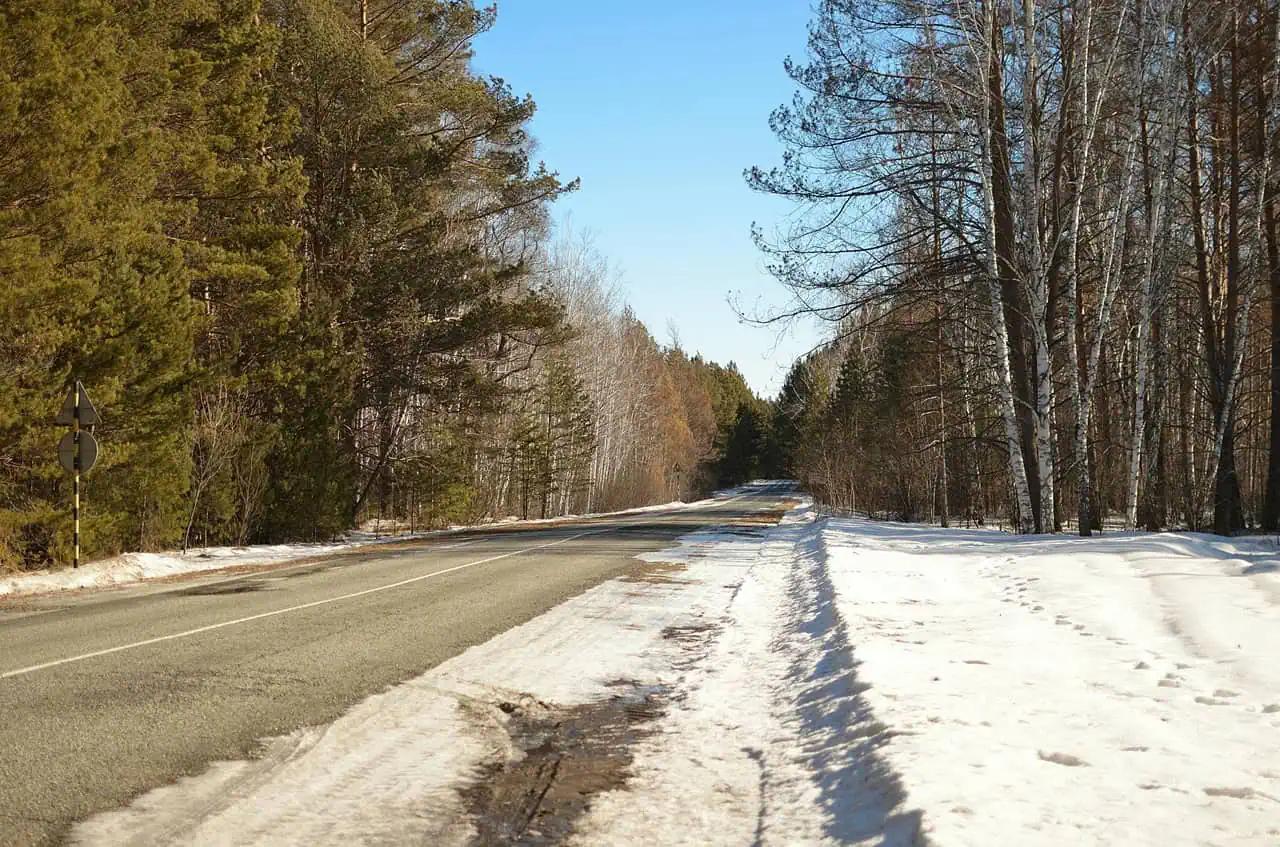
[619,561,690,584]
[737,503,800,525]
[464,683,668,845]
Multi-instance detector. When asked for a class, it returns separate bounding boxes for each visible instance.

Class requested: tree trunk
[1021,0,1055,533]
[1259,9,1280,528]
[987,4,1041,530]
[982,0,1036,531]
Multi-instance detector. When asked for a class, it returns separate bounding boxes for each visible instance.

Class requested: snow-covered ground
[71,494,1280,845]
[0,497,709,601]
[823,519,1280,845]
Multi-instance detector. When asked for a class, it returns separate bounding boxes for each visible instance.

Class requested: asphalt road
[0,484,793,845]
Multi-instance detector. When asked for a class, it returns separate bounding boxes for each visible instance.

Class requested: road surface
[0,485,792,845]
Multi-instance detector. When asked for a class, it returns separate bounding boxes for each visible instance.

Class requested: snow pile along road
[569,503,924,844]
[823,520,1280,845]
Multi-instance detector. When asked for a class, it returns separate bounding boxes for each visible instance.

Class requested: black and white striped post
[73,384,80,568]
[57,380,100,569]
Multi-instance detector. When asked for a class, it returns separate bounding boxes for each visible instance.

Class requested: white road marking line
[89,535,498,598]
[0,530,608,681]
[437,537,488,551]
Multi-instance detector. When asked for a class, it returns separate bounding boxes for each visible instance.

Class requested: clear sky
[472,1,822,397]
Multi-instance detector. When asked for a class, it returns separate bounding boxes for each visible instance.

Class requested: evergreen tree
[259,0,572,538]
[1,0,197,566]
[718,403,767,487]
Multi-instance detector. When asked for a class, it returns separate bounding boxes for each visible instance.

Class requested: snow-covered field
[826,520,1280,845]
[72,495,1280,845]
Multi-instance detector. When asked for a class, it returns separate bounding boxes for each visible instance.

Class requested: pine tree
[0,0,201,566]
[256,0,572,537]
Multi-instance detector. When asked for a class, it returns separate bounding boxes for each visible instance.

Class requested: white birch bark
[1020,0,1056,531]
[975,0,1035,531]
[1125,0,1183,528]
[1061,0,1134,533]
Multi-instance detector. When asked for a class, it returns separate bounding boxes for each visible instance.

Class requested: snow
[566,503,904,844]
[821,520,1280,845]
[70,686,487,846]
[71,492,1280,845]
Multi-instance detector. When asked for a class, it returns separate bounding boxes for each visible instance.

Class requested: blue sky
[472,1,822,396]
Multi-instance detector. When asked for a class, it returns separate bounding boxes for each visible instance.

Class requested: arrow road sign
[55,383,99,426]
[58,431,98,474]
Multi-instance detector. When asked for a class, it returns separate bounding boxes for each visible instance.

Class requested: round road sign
[58,431,99,474]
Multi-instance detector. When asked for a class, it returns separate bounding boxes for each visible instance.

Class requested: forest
[11,0,1269,572]
[0,0,776,570]
[756,0,1280,536]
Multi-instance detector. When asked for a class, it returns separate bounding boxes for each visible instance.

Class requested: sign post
[56,381,100,568]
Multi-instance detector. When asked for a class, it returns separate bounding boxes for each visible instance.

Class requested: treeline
[0,0,768,570]
[757,0,1279,535]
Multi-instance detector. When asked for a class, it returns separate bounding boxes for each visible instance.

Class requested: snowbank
[569,502,926,844]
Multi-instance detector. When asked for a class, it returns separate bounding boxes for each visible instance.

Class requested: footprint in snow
[1141,782,1191,795]
[1194,696,1230,706]
[1203,786,1260,801]
[1038,750,1089,767]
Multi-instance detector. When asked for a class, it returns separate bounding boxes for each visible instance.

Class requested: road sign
[56,383,99,426]
[58,430,98,474]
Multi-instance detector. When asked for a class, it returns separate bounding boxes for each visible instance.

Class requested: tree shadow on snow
[776,520,930,846]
